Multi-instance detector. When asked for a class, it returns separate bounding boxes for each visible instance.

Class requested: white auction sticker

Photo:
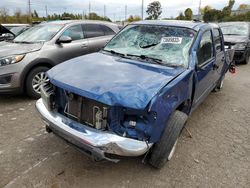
[161,37,183,44]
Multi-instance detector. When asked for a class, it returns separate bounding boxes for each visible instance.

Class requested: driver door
[193,30,216,106]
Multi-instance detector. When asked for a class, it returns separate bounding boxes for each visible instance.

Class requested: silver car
[0,20,119,98]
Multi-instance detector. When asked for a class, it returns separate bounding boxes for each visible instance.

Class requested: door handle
[81,43,88,48]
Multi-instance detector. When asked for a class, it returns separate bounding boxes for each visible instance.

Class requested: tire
[148,110,188,169]
[26,66,50,99]
[213,75,225,92]
[244,52,250,65]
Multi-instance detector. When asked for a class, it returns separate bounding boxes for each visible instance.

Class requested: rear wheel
[26,66,50,99]
[244,52,250,64]
[148,111,188,169]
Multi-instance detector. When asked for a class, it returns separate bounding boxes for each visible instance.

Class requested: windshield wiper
[102,49,127,58]
[224,34,242,36]
[126,54,163,65]
[139,42,160,49]
[13,41,35,44]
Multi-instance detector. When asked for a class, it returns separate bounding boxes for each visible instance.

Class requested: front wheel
[148,111,188,169]
[26,66,50,99]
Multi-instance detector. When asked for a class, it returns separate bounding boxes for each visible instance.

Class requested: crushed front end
[36,84,153,162]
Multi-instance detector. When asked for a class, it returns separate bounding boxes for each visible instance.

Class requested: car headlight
[0,54,25,66]
[234,43,247,50]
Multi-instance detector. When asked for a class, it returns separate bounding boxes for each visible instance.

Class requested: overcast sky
[1,0,250,20]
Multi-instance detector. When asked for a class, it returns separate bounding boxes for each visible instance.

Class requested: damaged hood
[0,41,43,58]
[48,52,186,109]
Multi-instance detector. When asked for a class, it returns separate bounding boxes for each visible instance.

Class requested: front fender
[148,69,194,143]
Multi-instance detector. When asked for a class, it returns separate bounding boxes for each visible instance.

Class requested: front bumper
[36,99,152,162]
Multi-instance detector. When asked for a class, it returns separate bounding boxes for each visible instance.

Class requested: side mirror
[3,33,15,40]
[57,36,72,44]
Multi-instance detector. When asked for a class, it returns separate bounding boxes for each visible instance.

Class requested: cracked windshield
[104,25,196,67]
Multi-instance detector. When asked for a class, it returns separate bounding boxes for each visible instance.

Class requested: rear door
[50,24,89,63]
[83,24,115,52]
[213,28,226,82]
[193,30,216,105]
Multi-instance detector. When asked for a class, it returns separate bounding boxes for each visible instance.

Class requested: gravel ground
[0,65,249,188]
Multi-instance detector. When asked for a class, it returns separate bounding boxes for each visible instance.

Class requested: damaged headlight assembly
[0,54,25,66]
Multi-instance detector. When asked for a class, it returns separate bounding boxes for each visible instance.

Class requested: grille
[63,92,109,130]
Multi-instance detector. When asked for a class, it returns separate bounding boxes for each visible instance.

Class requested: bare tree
[0,7,9,23]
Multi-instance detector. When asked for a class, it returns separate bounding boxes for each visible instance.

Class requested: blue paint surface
[48,52,185,110]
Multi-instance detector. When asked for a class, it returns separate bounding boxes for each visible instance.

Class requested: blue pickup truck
[36,20,232,168]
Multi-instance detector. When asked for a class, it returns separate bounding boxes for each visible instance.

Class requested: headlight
[0,54,25,66]
[234,43,247,50]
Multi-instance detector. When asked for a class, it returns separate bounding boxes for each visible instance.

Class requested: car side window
[83,24,105,38]
[197,30,214,65]
[62,25,84,41]
[101,25,115,36]
[213,28,223,53]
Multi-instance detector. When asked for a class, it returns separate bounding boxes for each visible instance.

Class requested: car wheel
[26,66,50,99]
[244,52,250,64]
[148,110,188,169]
[213,75,225,92]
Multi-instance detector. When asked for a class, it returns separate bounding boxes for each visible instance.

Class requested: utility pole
[28,0,31,17]
[104,5,106,18]
[141,0,144,20]
[125,5,127,21]
[198,0,202,20]
[89,1,91,19]
[45,5,48,19]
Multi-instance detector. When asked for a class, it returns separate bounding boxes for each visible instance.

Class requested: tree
[0,7,9,23]
[127,15,141,22]
[237,4,249,10]
[33,10,39,18]
[176,12,185,20]
[222,0,235,17]
[184,8,193,20]
[146,1,162,20]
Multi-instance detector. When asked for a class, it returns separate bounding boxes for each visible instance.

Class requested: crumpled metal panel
[47,52,185,109]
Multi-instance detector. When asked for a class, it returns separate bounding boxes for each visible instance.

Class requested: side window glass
[197,30,214,65]
[101,25,115,36]
[213,28,223,53]
[83,24,105,38]
[62,25,84,41]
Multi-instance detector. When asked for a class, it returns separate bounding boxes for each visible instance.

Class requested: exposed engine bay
[64,92,109,130]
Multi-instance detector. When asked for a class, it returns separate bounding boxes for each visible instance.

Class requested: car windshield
[220,23,249,36]
[104,25,196,67]
[10,26,28,36]
[14,24,63,43]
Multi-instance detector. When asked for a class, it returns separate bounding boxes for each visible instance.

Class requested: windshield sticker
[161,37,183,44]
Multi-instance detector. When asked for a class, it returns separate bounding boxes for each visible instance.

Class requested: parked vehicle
[0,20,119,98]
[36,20,232,168]
[219,22,250,64]
[0,24,30,41]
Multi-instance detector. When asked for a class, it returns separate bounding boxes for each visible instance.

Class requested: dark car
[36,20,231,169]
[0,20,120,98]
[220,22,250,64]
